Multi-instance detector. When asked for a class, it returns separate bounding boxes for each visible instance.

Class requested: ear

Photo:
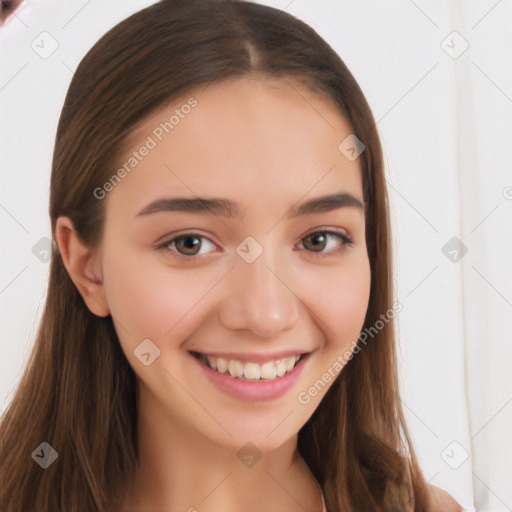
[54,216,110,318]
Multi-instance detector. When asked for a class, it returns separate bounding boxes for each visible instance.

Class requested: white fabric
[1,2,510,511]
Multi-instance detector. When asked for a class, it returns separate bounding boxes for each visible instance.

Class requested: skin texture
[55,76,460,511]
[429,485,465,511]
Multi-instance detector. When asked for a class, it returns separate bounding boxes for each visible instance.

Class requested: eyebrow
[135,192,366,219]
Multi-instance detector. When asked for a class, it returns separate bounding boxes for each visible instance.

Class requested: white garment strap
[320,488,327,512]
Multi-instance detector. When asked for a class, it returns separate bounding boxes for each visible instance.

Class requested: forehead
[107,76,364,216]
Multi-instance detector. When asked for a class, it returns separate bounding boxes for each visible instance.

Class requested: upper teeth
[199,354,301,381]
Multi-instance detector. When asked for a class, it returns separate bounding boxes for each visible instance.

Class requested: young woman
[0,1,464,510]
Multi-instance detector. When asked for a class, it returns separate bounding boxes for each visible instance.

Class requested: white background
[1,1,511,511]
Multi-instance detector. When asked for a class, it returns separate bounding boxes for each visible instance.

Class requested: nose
[218,247,300,338]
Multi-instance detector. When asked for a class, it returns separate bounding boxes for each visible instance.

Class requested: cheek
[102,251,221,347]
[307,256,371,346]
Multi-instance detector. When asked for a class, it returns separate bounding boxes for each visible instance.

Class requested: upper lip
[189,349,310,364]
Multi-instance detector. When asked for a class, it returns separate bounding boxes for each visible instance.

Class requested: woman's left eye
[298,230,354,255]
[156,229,354,260]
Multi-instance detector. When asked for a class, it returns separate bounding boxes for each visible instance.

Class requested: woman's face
[97,76,371,452]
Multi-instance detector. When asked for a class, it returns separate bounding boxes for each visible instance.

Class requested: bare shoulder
[427,484,465,512]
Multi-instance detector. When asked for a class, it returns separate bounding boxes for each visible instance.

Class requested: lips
[187,349,309,364]
[188,349,310,402]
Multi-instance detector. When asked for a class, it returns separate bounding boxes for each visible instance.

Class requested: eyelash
[155,229,354,261]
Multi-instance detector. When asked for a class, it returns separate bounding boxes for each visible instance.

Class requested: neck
[121,384,323,512]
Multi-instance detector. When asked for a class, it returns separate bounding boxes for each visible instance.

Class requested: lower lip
[189,351,309,402]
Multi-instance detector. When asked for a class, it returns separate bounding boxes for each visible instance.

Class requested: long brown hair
[0,1,434,510]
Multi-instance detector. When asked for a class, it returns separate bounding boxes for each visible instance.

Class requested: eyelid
[300,226,353,243]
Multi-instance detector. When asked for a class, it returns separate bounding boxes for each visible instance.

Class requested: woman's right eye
[156,233,218,259]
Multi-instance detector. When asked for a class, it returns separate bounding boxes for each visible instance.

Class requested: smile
[191,351,303,381]
[188,349,311,402]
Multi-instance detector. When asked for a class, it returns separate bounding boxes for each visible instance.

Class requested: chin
[206,418,300,456]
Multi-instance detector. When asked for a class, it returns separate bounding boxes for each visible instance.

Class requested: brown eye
[174,235,202,255]
[156,233,217,259]
[303,233,329,252]
[300,230,353,255]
